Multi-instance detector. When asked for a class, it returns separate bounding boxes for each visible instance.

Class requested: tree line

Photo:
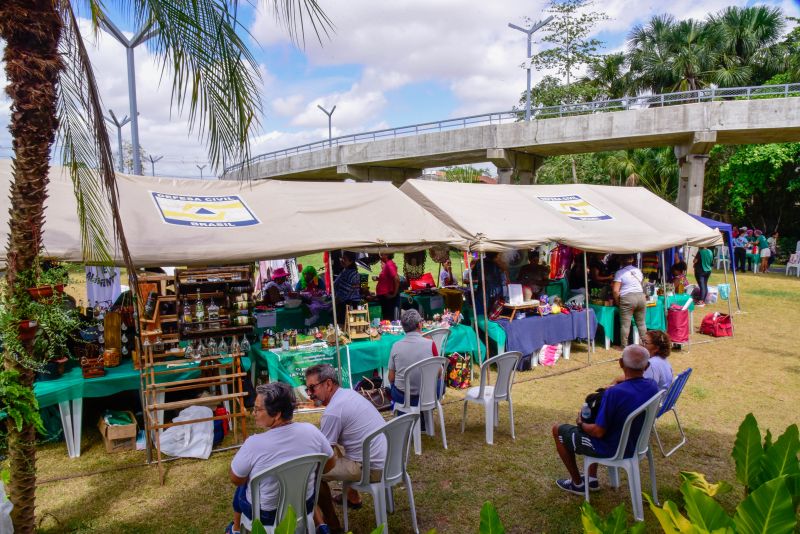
[519,1,800,247]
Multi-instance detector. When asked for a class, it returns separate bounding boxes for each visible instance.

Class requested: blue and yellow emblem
[537,195,612,221]
[151,192,260,227]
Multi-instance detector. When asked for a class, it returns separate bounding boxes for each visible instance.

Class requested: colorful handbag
[446,353,471,389]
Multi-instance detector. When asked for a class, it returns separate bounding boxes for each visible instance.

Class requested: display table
[495,310,597,362]
[250,324,486,389]
[590,294,694,349]
[400,292,445,318]
[34,357,250,458]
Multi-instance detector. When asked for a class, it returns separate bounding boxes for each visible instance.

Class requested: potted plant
[22,262,69,302]
[0,260,80,377]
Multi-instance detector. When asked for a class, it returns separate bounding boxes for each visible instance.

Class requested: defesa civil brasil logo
[151,192,260,227]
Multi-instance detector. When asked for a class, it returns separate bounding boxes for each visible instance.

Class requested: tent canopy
[401,180,722,253]
[0,161,464,267]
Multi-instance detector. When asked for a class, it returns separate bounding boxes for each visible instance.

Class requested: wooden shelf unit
[139,266,254,484]
[345,305,371,340]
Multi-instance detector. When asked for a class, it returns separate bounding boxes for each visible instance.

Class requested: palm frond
[57,2,137,286]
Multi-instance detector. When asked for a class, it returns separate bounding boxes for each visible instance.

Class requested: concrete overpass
[224,84,800,214]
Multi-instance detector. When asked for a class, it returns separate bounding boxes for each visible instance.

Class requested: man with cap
[733,227,748,272]
[552,345,658,494]
[262,267,293,305]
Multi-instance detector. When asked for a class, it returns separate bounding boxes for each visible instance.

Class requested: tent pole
[661,251,668,327]
[732,251,742,312]
[466,248,483,380]
[583,252,592,360]
[479,252,491,357]
[328,252,343,385]
[722,248,734,335]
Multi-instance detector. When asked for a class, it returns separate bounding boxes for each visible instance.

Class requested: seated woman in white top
[642,330,674,390]
[228,382,333,534]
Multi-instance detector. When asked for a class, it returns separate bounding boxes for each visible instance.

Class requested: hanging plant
[0,259,80,370]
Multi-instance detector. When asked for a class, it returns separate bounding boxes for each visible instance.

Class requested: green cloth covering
[545,278,569,302]
[34,357,251,409]
[103,409,133,426]
[460,307,506,358]
[250,324,486,388]
[399,292,445,318]
[698,248,714,272]
[590,294,694,346]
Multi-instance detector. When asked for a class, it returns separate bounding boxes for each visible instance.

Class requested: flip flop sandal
[224,521,241,534]
[333,493,363,509]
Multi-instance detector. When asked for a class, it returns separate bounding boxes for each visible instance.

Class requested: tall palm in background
[603,147,679,200]
[584,52,630,100]
[0,1,329,531]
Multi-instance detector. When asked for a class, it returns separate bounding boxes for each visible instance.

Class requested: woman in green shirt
[755,230,771,273]
[693,247,714,306]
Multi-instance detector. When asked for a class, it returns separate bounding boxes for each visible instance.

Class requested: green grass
[29,269,800,533]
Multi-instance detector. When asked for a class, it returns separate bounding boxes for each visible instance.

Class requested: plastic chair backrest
[400,357,446,412]
[359,413,418,487]
[476,351,521,400]
[608,390,665,461]
[424,328,450,357]
[657,368,692,418]
[248,453,329,533]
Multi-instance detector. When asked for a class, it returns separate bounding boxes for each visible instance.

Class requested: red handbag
[409,273,436,290]
[667,304,690,343]
[699,312,733,337]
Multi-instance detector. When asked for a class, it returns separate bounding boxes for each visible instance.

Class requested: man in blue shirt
[733,227,748,272]
[552,345,658,494]
[333,251,361,325]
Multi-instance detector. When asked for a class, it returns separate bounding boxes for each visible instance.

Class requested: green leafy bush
[581,413,799,533]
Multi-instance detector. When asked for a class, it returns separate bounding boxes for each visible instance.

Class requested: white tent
[0,161,465,266]
[400,180,723,253]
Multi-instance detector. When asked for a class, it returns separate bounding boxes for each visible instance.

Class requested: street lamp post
[104,109,131,172]
[148,155,163,176]
[98,13,157,175]
[317,104,337,146]
[508,16,553,121]
[197,164,207,179]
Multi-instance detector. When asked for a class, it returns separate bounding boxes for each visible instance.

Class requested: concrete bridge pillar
[336,164,422,186]
[674,131,717,215]
[487,149,541,184]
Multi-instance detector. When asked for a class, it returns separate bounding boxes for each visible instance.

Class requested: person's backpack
[583,387,606,424]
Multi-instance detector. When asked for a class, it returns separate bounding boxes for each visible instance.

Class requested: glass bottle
[207,337,217,355]
[184,343,193,360]
[183,299,193,326]
[240,336,251,354]
[92,301,100,320]
[194,289,205,330]
[208,298,220,329]
[195,338,206,359]
[231,336,241,355]
[78,299,85,316]
[281,331,289,351]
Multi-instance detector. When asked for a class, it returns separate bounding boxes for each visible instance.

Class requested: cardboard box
[97,411,137,453]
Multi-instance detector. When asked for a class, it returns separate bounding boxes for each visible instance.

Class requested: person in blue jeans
[552,345,658,494]
[388,309,444,428]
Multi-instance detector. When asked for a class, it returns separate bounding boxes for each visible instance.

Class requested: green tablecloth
[251,324,486,388]
[545,278,569,302]
[590,294,694,345]
[33,357,251,409]
[400,292,445,318]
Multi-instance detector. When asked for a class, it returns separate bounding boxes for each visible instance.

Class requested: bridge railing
[225,83,800,174]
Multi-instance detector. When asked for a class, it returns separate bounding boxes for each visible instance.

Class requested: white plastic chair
[394,357,448,455]
[786,253,800,277]
[424,327,450,358]
[583,390,665,522]
[342,413,419,534]
[460,351,521,445]
[240,453,329,534]
[714,246,730,270]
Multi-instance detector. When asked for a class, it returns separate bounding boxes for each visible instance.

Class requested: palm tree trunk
[570,156,578,183]
[0,1,63,531]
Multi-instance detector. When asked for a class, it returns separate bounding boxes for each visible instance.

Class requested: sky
[0,0,798,178]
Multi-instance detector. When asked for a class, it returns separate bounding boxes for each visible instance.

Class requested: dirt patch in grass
[30,271,800,533]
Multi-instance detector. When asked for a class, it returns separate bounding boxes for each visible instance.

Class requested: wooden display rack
[138,266,253,484]
[345,305,371,340]
[136,273,180,368]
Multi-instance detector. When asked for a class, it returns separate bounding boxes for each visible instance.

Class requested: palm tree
[603,147,678,200]
[707,5,786,87]
[584,53,631,100]
[0,1,329,531]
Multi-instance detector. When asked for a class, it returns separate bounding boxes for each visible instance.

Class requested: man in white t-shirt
[228,382,333,534]
[305,364,387,532]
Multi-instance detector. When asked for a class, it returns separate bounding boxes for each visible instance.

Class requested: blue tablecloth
[495,310,597,358]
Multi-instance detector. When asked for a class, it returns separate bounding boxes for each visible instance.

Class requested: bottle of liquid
[195,289,205,330]
[281,331,290,351]
[92,301,100,320]
[143,291,158,320]
[78,299,85,317]
[581,402,592,422]
[208,298,220,329]
[183,299,193,327]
